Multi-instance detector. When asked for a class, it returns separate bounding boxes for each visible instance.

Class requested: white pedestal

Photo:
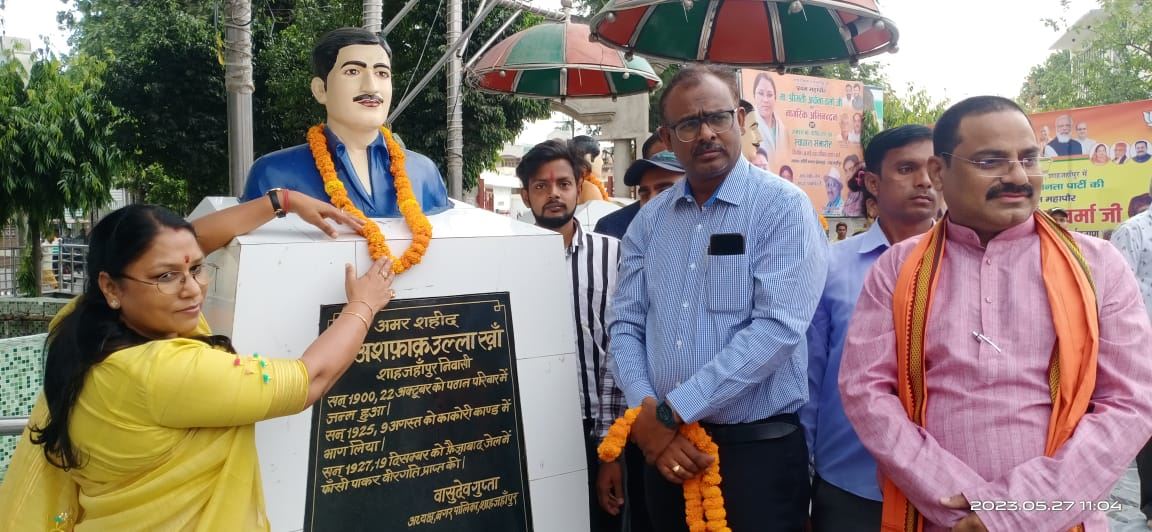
[190,198,589,532]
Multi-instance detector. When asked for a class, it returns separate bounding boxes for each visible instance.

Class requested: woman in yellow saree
[0,192,396,531]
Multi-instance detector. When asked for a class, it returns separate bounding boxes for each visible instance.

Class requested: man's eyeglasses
[942,153,1052,178]
[666,109,737,143]
[121,263,218,295]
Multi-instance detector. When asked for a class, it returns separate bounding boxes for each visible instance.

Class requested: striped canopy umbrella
[588,0,899,69]
[468,21,662,99]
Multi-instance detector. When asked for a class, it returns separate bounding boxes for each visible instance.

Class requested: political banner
[1031,99,1152,237]
[740,70,883,216]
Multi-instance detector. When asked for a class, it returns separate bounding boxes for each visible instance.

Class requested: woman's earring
[109,299,120,309]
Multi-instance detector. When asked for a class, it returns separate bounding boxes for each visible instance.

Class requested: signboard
[740,69,883,216]
[1031,99,1152,236]
[305,293,532,532]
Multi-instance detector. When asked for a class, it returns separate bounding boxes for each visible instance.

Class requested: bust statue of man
[241,27,451,217]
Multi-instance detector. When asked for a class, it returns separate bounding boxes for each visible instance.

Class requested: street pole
[363,0,383,34]
[446,0,464,200]
[224,0,254,197]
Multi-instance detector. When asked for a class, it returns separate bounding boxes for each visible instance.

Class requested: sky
[1,0,1102,145]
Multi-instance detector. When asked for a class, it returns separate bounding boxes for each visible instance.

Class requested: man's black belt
[699,412,799,444]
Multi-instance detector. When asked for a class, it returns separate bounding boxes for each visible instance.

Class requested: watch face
[657,403,675,427]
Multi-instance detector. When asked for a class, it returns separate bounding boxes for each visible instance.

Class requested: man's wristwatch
[655,401,679,429]
[266,188,286,218]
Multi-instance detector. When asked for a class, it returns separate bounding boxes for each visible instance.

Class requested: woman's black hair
[32,204,234,470]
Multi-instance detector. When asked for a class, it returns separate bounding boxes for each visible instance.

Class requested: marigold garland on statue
[307,124,433,274]
[597,407,729,532]
[584,170,610,200]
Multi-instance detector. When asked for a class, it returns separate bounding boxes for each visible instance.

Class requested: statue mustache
[353,94,383,103]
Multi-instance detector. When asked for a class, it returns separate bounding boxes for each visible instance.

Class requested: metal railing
[0,243,88,296]
[0,417,26,436]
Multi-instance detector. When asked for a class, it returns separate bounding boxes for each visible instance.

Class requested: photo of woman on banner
[1092,143,1111,165]
[841,154,865,217]
[778,165,795,183]
[751,73,790,167]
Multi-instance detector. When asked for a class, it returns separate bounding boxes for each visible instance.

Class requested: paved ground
[1110,462,1148,531]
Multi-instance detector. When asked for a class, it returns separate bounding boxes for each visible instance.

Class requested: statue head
[310,28,394,134]
[569,135,604,179]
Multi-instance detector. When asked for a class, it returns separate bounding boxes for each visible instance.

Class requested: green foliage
[0,51,124,293]
[62,0,227,210]
[17,244,37,297]
[1019,0,1152,111]
[116,161,189,212]
[860,104,880,148]
[882,84,949,128]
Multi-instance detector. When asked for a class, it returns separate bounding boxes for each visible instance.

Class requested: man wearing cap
[593,151,685,240]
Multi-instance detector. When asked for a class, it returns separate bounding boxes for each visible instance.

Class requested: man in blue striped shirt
[609,65,828,531]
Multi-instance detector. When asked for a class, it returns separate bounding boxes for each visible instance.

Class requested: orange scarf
[883,212,1098,532]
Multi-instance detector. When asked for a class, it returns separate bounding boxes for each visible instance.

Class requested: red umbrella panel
[589,0,899,69]
[468,21,662,99]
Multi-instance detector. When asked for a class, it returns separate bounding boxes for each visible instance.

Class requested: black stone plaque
[305,292,532,532]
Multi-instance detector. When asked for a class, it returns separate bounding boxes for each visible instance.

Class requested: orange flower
[307,124,433,274]
[583,170,610,200]
[597,408,729,532]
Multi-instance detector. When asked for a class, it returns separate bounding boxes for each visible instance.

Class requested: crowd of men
[516,64,1152,532]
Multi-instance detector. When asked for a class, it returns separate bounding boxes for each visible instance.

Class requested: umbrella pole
[381,0,419,38]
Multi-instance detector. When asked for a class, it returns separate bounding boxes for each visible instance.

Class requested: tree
[61,0,551,203]
[61,0,230,210]
[1019,0,1152,111]
[0,52,125,294]
[882,84,949,128]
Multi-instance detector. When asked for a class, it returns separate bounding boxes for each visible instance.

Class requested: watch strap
[656,401,679,429]
[266,188,286,218]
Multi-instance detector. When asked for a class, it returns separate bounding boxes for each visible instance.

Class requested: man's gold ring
[671,464,682,474]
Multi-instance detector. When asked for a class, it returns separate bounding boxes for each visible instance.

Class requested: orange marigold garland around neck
[307,124,432,274]
[598,407,729,532]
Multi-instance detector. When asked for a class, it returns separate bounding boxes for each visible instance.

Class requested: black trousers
[586,423,624,532]
[643,418,809,532]
[1138,437,1152,518]
[624,442,655,532]
[810,474,882,532]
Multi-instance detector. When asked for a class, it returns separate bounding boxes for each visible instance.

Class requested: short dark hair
[312,27,393,80]
[864,125,934,176]
[738,99,754,114]
[641,133,663,158]
[933,96,1027,161]
[569,135,600,161]
[836,222,848,230]
[658,65,740,122]
[515,139,590,188]
[1137,140,1149,148]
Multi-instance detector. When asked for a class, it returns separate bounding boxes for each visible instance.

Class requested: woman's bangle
[342,310,371,331]
[348,299,377,315]
[282,189,291,212]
